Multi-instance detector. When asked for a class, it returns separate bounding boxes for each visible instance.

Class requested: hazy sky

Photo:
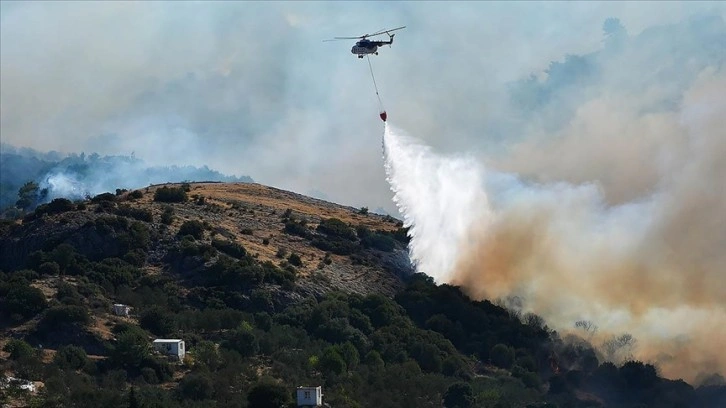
[2,1,724,213]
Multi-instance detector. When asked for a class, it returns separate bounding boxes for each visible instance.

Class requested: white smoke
[41,172,89,200]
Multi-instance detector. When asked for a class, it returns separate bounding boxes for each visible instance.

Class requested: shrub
[115,205,153,222]
[356,225,371,239]
[240,228,254,235]
[38,305,91,331]
[24,198,77,221]
[361,233,396,252]
[311,237,358,256]
[39,261,61,276]
[211,238,247,259]
[283,220,310,238]
[44,198,76,214]
[56,282,83,305]
[161,206,174,225]
[287,253,303,267]
[91,192,117,203]
[178,220,205,240]
[128,190,144,200]
[317,218,356,240]
[154,186,187,203]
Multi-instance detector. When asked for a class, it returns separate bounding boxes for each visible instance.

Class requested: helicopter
[324,26,406,58]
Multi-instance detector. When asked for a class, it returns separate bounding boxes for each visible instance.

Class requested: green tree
[318,346,347,376]
[177,372,215,401]
[37,305,91,332]
[222,327,259,357]
[247,380,291,408]
[53,345,89,370]
[193,341,220,371]
[364,350,385,372]
[111,330,151,369]
[139,307,176,337]
[3,339,35,360]
[443,382,475,408]
[490,343,515,369]
[16,181,43,210]
[127,386,140,408]
[3,284,48,320]
[340,342,360,370]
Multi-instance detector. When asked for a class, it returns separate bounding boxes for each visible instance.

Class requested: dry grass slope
[134,182,410,297]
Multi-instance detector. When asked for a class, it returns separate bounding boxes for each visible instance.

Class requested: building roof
[153,339,183,343]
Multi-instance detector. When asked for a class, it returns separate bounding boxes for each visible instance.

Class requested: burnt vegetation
[0,185,723,408]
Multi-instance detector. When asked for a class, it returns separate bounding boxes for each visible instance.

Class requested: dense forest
[1,183,725,408]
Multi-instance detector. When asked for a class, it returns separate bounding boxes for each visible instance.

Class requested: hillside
[1,182,725,408]
[1,182,410,299]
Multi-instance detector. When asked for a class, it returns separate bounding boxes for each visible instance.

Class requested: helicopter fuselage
[351,39,391,58]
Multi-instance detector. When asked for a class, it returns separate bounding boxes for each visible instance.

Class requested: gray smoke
[2,2,724,212]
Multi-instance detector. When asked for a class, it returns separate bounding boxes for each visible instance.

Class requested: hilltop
[1,182,724,408]
[2,182,410,299]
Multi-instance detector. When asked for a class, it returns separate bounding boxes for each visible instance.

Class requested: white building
[152,339,185,362]
[113,304,131,317]
[296,386,322,407]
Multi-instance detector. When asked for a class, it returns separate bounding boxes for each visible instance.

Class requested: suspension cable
[367,55,384,112]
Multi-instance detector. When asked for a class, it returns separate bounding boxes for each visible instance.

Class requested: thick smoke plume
[381,67,726,384]
[3,2,724,213]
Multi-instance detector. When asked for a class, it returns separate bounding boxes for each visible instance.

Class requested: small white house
[152,339,185,362]
[296,386,323,407]
[113,304,131,317]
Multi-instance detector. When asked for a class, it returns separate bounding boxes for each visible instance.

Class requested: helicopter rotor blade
[323,26,405,42]
[366,26,406,38]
